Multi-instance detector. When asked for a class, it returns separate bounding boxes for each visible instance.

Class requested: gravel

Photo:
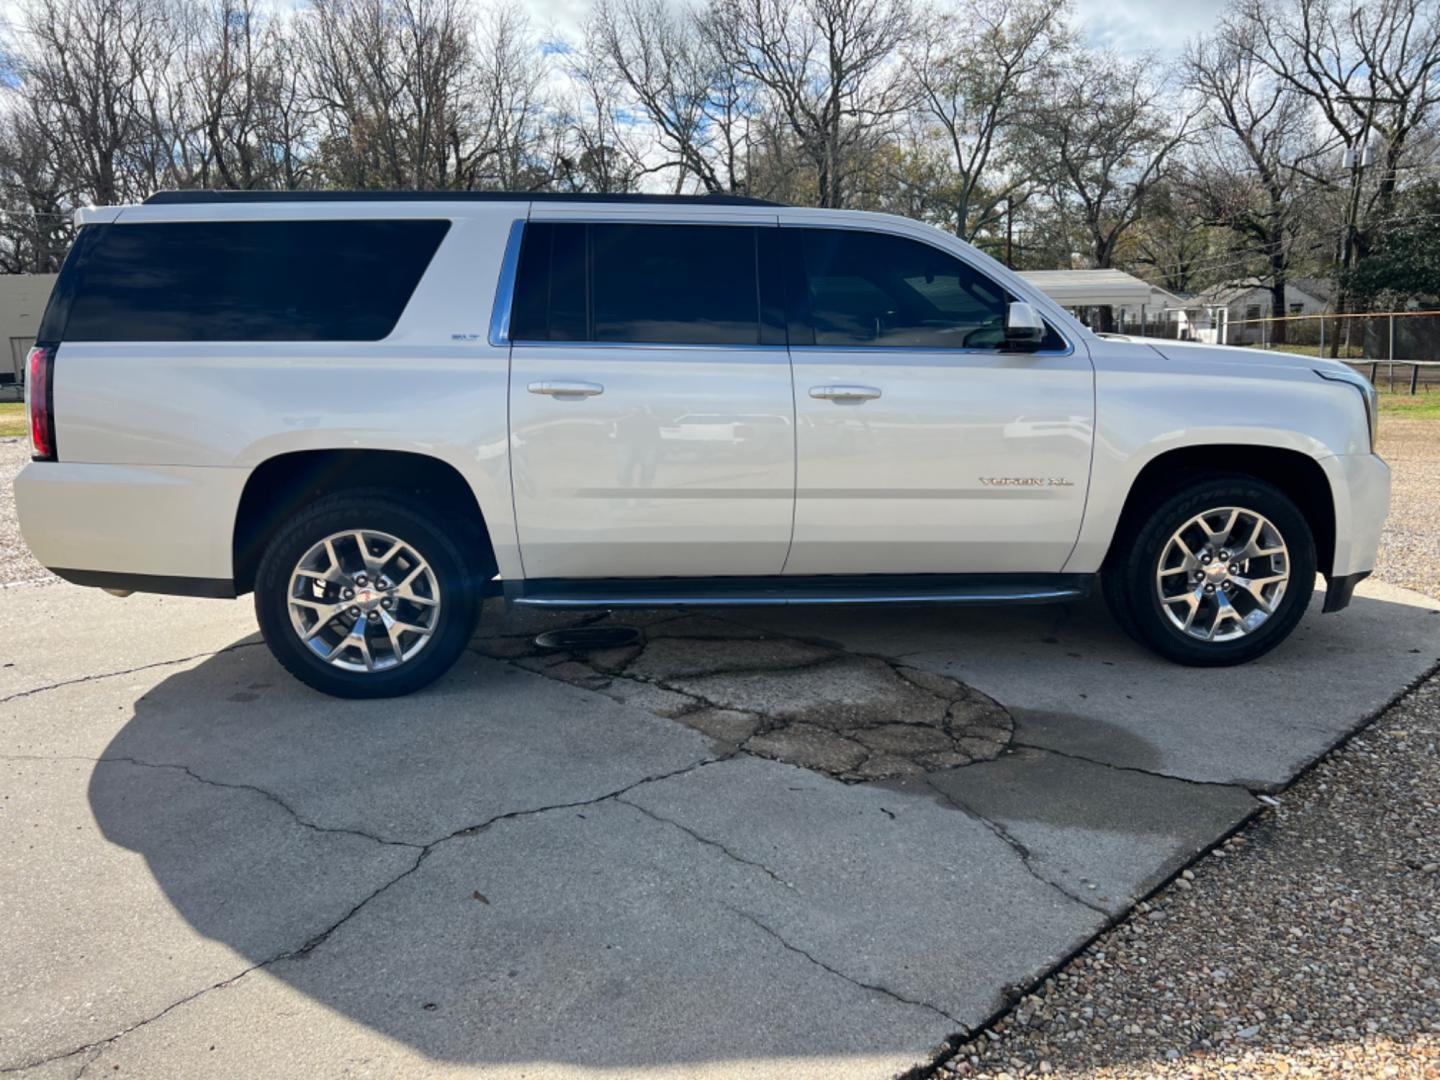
[932,417,1440,1079]
[0,437,53,588]
[1373,418,1440,598]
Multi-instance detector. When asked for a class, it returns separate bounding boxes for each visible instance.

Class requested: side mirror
[1005,301,1046,350]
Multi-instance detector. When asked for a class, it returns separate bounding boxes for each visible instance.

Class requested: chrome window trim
[510,340,789,354]
[487,217,525,347]
[788,343,1076,359]
[525,213,781,227]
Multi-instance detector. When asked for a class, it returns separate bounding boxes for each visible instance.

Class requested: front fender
[1064,344,1369,574]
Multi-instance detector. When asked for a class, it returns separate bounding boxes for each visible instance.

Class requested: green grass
[0,401,25,438]
[1378,392,1440,419]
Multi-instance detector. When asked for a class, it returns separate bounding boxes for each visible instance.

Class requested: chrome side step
[511,574,1093,609]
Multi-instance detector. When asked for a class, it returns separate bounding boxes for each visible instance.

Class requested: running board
[511,574,1093,609]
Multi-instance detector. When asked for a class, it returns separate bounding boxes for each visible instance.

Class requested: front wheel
[1103,475,1316,666]
[254,493,478,698]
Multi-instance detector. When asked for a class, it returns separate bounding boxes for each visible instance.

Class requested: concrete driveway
[2,579,1438,1079]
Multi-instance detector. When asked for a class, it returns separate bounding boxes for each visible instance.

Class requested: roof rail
[142,190,783,208]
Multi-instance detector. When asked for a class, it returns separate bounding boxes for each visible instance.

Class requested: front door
[782,223,1094,575]
[508,219,795,579]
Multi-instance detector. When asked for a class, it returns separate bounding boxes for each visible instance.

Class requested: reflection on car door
[508,219,796,579]
[782,222,1095,575]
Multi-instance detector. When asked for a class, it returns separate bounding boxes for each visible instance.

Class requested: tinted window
[61,219,449,342]
[510,221,586,342]
[798,229,1060,350]
[511,222,763,345]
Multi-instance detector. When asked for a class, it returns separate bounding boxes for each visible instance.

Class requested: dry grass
[0,402,25,438]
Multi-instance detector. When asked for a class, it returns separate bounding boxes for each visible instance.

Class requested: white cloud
[1070,0,1228,54]
[502,0,1227,58]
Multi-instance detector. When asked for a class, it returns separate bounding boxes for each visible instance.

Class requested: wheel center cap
[357,587,377,607]
[1204,563,1229,584]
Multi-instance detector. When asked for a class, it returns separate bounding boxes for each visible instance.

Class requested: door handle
[528,380,604,398]
[810,385,881,402]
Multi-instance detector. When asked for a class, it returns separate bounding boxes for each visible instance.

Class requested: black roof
[143,190,782,207]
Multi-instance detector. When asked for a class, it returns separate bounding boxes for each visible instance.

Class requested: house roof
[1192,277,1336,308]
[1017,268,1156,308]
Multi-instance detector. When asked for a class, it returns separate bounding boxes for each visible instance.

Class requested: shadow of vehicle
[80,586,1440,1071]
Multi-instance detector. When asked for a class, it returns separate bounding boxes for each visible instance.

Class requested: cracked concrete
[471,608,1012,781]
[3,578,1439,1079]
[725,582,1440,788]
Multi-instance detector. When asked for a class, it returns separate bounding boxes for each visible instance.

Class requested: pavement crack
[2,753,729,1074]
[614,795,797,890]
[0,953,271,1075]
[1,843,429,1076]
[0,641,266,706]
[0,754,421,850]
[726,905,968,1029]
[420,752,731,849]
[1009,741,1257,792]
[924,777,1111,917]
[110,757,425,849]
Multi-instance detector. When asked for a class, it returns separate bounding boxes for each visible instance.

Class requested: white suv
[14,191,1389,698]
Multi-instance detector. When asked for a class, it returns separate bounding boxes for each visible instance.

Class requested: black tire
[1102,474,1316,667]
[254,492,479,698]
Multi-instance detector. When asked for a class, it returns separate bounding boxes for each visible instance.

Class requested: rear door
[782,221,1094,575]
[507,215,795,579]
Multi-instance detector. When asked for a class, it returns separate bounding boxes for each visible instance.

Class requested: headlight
[1316,367,1379,450]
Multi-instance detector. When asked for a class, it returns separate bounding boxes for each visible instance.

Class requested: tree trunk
[1269,276,1287,346]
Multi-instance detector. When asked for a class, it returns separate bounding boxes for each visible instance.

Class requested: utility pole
[1004,196,1014,269]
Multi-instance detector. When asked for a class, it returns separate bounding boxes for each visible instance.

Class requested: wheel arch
[1103,445,1336,577]
[233,449,497,596]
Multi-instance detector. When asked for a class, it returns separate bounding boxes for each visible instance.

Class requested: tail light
[26,345,55,460]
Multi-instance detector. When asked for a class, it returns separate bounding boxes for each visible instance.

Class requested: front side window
[796,228,1061,351]
[511,222,764,346]
[61,219,450,342]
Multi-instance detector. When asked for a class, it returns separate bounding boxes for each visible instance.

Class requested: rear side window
[59,219,450,342]
[511,222,771,346]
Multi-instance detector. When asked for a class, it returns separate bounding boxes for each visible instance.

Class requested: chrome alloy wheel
[287,529,441,672]
[1155,507,1290,642]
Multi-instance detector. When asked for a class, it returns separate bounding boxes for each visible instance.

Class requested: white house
[1190,278,1333,345]
[0,273,57,400]
[1018,269,1202,339]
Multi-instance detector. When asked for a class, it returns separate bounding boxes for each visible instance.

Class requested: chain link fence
[1176,311,1440,394]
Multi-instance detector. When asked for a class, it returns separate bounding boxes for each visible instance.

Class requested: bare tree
[0,110,75,272]
[907,0,1069,240]
[1182,22,1335,339]
[553,22,649,192]
[10,0,178,205]
[706,0,913,207]
[171,0,317,189]
[1126,180,1217,295]
[1024,51,1194,329]
[1226,0,1440,298]
[589,0,755,194]
[465,5,554,189]
[297,0,479,188]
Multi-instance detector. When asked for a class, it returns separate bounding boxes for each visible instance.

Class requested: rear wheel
[254,493,478,698]
[1103,475,1316,666]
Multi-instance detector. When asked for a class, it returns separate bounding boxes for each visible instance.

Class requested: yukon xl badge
[980,477,1075,487]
